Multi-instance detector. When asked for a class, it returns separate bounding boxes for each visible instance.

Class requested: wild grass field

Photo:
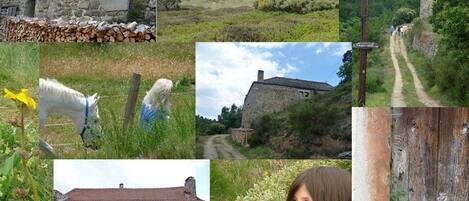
[158,0,339,42]
[40,43,196,159]
[211,160,351,201]
[0,44,53,200]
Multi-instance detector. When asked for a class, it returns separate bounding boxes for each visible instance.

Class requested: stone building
[0,0,156,24]
[241,70,334,129]
[55,177,203,201]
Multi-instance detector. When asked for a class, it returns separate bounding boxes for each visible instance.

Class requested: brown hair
[286,166,351,201]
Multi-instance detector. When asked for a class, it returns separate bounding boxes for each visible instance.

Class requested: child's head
[287,166,351,201]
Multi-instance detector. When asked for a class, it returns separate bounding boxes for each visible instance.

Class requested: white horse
[39,78,103,149]
[140,78,173,132]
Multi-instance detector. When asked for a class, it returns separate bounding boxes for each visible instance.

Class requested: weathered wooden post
[123,73,141,128]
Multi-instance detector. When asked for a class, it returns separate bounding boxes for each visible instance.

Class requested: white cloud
[238,42,289,49]
[315,48,323,54]
[196,43,296,119]
[54,160,210,200]
[333,42,352,56]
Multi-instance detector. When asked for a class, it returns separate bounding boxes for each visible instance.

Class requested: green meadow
[40,43,195,159]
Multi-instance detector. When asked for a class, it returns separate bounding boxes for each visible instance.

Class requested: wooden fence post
[123,73,141,128]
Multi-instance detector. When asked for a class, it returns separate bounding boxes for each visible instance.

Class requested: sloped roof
[65,187,204,201]
[259,77,333,91]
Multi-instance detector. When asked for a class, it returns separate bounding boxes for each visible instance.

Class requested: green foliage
[211,160,295,201]
[288,98,340,144]
[207,122,226,135]
[158,6,339,42]
[392,7,417,25]
[426,0,469,105]
[237,160,351,201]
[254,0,338,13]
[248,114,281,147]
[217,104,242,130]
[431,0,469,50]
[337,50,352,84]
[0,122,53,200]
[158,0,181,11]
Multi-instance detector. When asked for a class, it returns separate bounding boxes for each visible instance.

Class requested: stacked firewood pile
[1,16,156,42]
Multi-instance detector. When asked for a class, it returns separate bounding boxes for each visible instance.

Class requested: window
[298,90,311,98]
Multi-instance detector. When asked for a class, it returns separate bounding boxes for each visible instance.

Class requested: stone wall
[0,0,35,16]
[35,0,130,22]
[1,0,155,24]
[420,0,434,18]
[412,30,438,58]
[230,128,254,145]
[241,82,326,128]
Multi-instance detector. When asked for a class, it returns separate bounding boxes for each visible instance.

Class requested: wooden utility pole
[355,0,378,106]
[123,73,141,128]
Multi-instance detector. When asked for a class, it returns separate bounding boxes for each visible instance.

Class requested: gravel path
[203,134,246,159]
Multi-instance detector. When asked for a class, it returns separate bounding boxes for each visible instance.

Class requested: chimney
[184,177,196,199]
[257,70,264,81]
[119,183,124,189]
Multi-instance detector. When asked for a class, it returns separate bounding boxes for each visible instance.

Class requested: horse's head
[80,93,103,150]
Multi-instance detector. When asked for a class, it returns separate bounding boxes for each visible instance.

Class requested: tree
[337,50,352,84]
[217,104,242,130]
[392,7,417,25]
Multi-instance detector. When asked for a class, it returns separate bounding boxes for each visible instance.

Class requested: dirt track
[390,31,441,107]
[203,134,246,159]
[390,32,406,107]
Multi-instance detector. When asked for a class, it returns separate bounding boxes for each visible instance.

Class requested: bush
[254,0,338,13]
[248,114,281,147]
[392,7,417,25]
[207,123,226,135]
[237,160,351,201]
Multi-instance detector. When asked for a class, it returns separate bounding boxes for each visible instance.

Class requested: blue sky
[196,42,352,119]
[54,160,210,201]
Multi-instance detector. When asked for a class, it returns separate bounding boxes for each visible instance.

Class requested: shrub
[237,160,351,201]
[248,114,281,147]
[207,123,226,135]
[254,0,338,13]
[392,7,417,25]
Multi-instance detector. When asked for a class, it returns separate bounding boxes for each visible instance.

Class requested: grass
[352,32,395,107]
[210,160,295,201]
[396,54,424,107]
[195,135,210,158]
[227,136,275,159]
[158,4,339,42]
[0,44,52,200]
[211,160,351,201]
[180,0,253,9]
[40,43,195,159]
[403,37,458,106]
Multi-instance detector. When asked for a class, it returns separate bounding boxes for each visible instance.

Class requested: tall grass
[158,6,339,42]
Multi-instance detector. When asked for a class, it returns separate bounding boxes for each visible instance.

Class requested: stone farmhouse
[54,177,204,201]
[0,0,156,24]
[241,70,334,129]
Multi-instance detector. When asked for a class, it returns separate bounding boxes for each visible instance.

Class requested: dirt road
[203,134,246,159]
[397,34,441,107]
[390,30,441,107]
[390,32,406,107]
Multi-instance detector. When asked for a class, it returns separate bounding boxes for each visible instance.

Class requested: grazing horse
[39,78,103,150]
[140,78,173,132]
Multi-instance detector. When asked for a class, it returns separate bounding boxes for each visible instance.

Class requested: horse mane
[143,79,173,109]
[40,78,85,105]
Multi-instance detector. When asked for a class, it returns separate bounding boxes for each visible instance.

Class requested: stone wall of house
[231,128,254,145]
[1,0,155,24]
[420,0,434,19]
[0,0,35,16]
[241,83,326,128]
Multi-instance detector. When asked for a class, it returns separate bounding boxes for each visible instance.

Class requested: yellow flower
[3,88,37,110]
